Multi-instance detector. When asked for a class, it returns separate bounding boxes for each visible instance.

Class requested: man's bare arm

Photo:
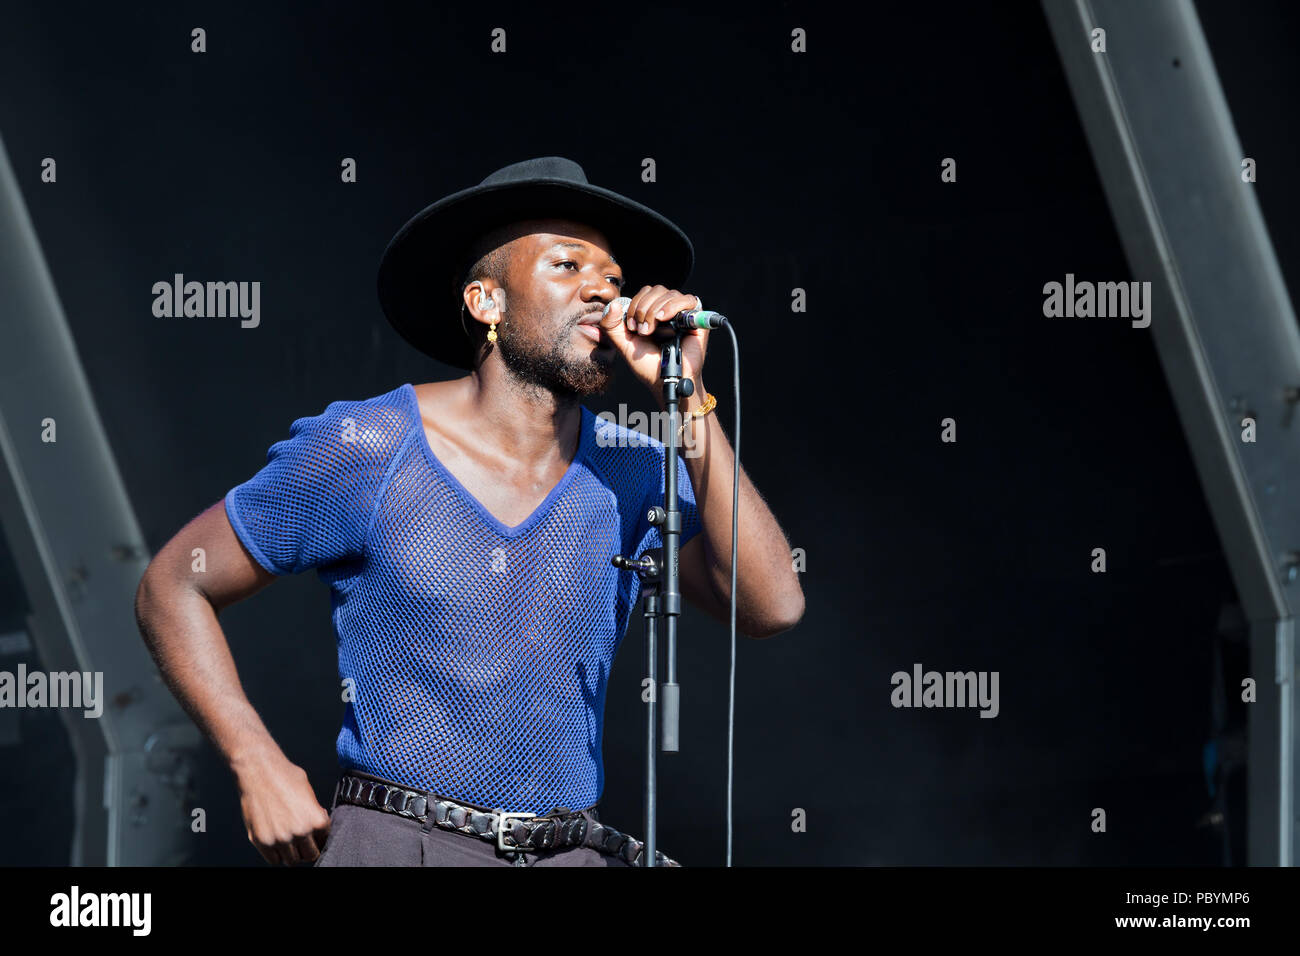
[134,500,330,864]
[667,388,805,639]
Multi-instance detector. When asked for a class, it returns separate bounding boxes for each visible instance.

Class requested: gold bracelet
[678,392,717,441]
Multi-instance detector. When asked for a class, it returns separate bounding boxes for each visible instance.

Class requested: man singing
[134,157,804,867]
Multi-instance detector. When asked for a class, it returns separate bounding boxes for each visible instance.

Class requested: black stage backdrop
[1,0,1298,866]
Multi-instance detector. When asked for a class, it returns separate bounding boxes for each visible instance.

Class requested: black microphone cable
[675,308,741,866]
[720,318,739,867]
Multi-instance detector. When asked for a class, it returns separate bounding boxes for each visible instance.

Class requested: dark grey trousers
[314,802,639,867]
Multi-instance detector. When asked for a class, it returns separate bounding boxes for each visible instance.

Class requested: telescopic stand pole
[611,332,692,866]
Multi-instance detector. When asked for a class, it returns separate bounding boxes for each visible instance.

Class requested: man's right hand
[236,753,332,865]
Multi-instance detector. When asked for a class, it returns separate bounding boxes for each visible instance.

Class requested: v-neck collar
[401,382,590,539]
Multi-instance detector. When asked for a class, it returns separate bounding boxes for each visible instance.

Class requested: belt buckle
[493,809,538,853]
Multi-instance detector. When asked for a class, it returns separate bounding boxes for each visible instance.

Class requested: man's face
[492,218,624,399]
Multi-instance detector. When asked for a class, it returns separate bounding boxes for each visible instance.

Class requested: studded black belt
[333,770,681,867]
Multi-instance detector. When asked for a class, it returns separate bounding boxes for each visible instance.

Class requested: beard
[494,310,615,399]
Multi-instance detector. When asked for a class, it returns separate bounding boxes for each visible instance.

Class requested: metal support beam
[1042,0,1300,864]
[0,131,200,865]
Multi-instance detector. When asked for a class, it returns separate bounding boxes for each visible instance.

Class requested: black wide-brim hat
[377,156,694,370]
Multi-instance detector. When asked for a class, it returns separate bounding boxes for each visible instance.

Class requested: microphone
[603,296,727,331]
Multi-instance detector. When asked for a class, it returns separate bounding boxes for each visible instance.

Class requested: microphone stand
[612,331,692,866]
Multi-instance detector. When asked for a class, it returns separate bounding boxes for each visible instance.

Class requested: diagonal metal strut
[1042,0,1300,865]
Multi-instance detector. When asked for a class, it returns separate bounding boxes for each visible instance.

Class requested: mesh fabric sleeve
[224,397,408,576]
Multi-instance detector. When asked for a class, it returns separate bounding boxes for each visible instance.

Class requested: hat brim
[377,177,694,370]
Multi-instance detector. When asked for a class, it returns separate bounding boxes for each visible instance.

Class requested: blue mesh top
[224,382,702,814]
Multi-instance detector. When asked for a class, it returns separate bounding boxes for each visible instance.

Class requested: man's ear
[462,282,498,323]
